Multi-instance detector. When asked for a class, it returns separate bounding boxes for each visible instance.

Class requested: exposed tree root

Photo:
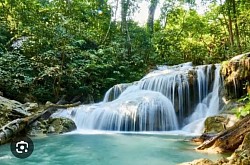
[197,115,250,152]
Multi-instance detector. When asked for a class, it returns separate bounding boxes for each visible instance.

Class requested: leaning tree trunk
[197,115,250,153]
[0,101,81,145]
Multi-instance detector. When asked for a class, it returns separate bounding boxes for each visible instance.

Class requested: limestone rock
[228,132,250,165]
[183,132,250,165]
[204,116,227,134]
[48,118,76,134]
[221,53,250,99]
[204,114,239,134]
[24,102,39,112]
[179,158,215,165]
[28,120,47,136]
[28,117,76,136]
[0,96,30,127]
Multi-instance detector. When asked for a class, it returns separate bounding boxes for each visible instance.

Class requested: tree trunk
[227,0,234,50]
[232,0,242,53]
[147,0,158,35]
[121,0,128,34]
[0,101,81,145]
[197,115,250,153]
[121,0,131,56]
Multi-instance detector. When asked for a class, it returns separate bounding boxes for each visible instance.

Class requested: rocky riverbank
[0,95,77,144]
[180,132,250,165]
[180,53,250,164]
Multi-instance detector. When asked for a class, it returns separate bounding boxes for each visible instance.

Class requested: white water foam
[182,65,221,133]
[53,63,222,134]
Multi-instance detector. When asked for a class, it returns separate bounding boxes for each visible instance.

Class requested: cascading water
[70,90,178,131]
[182,65,222,133]
[103,83,131,102]
[53,62,222,133]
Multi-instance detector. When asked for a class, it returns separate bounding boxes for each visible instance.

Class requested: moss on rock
[28,117,76,136]
[0,96,30,127]
[221,53,250,99]
[204,116,227,134]
[48,118,76,134]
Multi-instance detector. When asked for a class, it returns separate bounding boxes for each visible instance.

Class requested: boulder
[24,102,39,112]
[47,117,76,134]
[228,132,250,165]
[0,96,30,127]
[204,116,227,134]
[221,53,250,99]
[28,120,47,136]
[28,117,76,136]
[204,115,238,134]
[179,158,215,165]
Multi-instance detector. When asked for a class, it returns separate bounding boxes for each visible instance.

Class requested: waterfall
[67,91,178,131]
[182,65,221,133]
[53,62,222,133]
[103,83,132,102]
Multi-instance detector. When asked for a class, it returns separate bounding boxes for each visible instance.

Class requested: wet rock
[28,120,47,136]
[214,157,229,165]
[47,126,55,133]
[204,114,239,134]
[204,116,227,134]
[24,102,39,112]
[47,118,76,134]
[0,96,30,127]
[28,117,76,136]
[179,158,215,165]
[191,133,216,144]
[221,53,250,99]
[228,132,250,165]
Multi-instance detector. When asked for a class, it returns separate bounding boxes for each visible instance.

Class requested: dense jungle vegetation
[0,0,249,103]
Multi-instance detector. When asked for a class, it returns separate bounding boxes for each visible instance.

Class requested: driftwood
[0,101,81,145]
[197,115,250,152]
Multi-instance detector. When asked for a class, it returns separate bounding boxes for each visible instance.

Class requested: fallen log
[0,119,27,145]
[197,115,250,152]
[28,101,81,125]
[0,101,81,145]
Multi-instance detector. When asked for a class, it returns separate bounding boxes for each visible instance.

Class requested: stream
[0,131,223,165]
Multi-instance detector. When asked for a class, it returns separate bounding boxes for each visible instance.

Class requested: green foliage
[0,52,34,99]
[154,0,250,65]
[0,0,250,103]
[236,94,250,118]
[0,0,150,103]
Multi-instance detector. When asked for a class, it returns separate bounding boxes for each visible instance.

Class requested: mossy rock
[204,116,228,134]
[229,132,250,165]
[47,118,76,134]
[0,96,30,127]
[179,158,214,165]
[221,53,250,99]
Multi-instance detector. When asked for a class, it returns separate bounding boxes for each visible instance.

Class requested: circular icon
[10,136,34,159]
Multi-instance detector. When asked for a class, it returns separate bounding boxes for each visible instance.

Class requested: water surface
[0,132,222,165]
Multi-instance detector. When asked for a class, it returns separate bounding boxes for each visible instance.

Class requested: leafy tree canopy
[0,0,249,103]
